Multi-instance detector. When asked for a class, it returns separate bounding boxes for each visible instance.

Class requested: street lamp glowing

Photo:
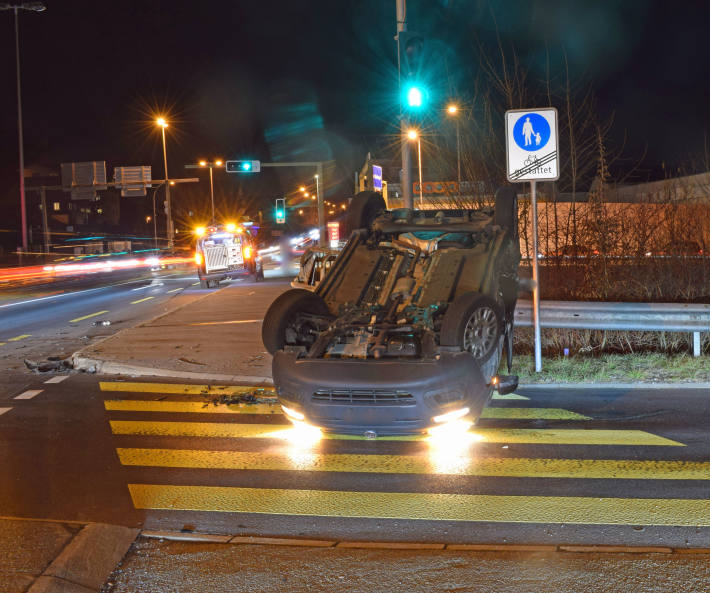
[447,104,458,115]
[215,160,222,166]
[195,226,206,237]
[407,129,418,140]
[156,117,167,128]
[199,160,207,167]
[299,186,306,192]
[304,192,309,197]
[225,222,236,232]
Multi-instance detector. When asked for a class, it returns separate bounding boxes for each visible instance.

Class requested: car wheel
[262,289,330,355]
[199,278,209,289]
[440,292,503,361]
[346,191,386,235]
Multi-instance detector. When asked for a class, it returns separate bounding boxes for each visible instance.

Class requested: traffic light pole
[395,0,413,209]
[260,161,328,246]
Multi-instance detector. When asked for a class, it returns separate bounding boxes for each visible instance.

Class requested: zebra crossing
[100,381,710,528]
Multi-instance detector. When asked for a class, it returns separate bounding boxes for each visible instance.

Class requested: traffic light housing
[226,160,261,173]
[275,198,285,224]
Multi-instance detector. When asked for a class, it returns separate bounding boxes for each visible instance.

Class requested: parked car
[262,189,521,436]
[194,222,263,288]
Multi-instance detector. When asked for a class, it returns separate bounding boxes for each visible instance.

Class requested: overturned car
[262,188,521,435]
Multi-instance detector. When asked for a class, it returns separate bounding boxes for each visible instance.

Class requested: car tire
[440,292,503,363]
[494,187,518,240]
[346,191,386,235]
[262,289,330,355]
[199,278,209,289]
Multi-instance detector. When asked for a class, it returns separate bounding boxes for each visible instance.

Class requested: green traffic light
[276,210,284,218]
[242,162,251,171]
[405,84,426,109]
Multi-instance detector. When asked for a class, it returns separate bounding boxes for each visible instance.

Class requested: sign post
[505,107,559,372]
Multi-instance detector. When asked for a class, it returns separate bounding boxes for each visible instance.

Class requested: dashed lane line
[44,376,68,384]
[0,408,11,416]
[166,288,183,293]
[69,310,109,323]
[14,390,43,400]
[130,296,155,305]
[7,334,31,342]
[98,382,529,401]
[103,400,588,420]
[116,448,710,479]
[108,420,684,446]
[127,484,710,526]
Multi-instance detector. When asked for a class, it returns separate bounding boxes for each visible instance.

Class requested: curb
[67,354,710,391]
[28,523,139,593]
[69,355,272,384]
[139,530,710,555]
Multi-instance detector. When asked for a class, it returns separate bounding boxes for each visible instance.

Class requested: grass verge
[513,353,710,384]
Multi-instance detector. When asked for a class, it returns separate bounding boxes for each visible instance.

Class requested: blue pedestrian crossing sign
[505,108,559,182]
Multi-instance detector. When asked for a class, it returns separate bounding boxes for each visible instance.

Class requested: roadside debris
[24,357,71,373]
[92,320,111,326]
[205,388,278,408]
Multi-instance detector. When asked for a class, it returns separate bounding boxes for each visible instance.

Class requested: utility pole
[396,0,413,209]
[1,3,47,250]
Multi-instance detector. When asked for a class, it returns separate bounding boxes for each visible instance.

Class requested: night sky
[1,0,709,238]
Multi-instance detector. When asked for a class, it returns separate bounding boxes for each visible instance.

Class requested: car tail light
[194,252,203,266]
[243,246,252,259]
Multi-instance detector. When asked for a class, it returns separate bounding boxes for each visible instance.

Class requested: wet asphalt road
[1,371,710,548]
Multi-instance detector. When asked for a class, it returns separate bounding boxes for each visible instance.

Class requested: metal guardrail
[514,300,710,356]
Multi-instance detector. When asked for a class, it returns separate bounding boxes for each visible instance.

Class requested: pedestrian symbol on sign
[513,113,551,151]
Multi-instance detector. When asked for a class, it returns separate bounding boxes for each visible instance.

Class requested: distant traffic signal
[275,198,286,224]
[405,83,426,109]
[226,160,261,173]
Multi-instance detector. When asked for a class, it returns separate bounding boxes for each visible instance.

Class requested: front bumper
[272,351,493,435]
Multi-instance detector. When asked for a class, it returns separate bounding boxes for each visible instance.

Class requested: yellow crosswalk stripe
[117,448,710,479]
[99,381,528,401]
[104,399,586,420]
[105,400,279,415]
[127,484,710,526]
[109,420,684,446]
[100,382,270,395]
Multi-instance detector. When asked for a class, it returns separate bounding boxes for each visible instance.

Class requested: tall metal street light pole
[1,2,46,251]
[407,129,423,207]
[395,0,413,209]
[156,117,174,250]
[187,160,223,222]
[447,104,461,193]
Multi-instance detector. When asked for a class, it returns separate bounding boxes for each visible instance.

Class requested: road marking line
[492,393,529,401]
[481,408,590,420]
[127,484,710,526]
[103,400,584,420]
[15,389,43,400]
[116,448,710,479]
[108,421,684,446]
[98,382,527,402]
[7,334,31,342]
[167,288,183,293]
[105,400,278,414]
[130,297,155,305]
[189,320,262,326]
[0,342,5,346]
[100,382,270,395]
[192,282,200,286]
[69,310,109,323]
[0,408,11,416]
[44,376,68,384]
